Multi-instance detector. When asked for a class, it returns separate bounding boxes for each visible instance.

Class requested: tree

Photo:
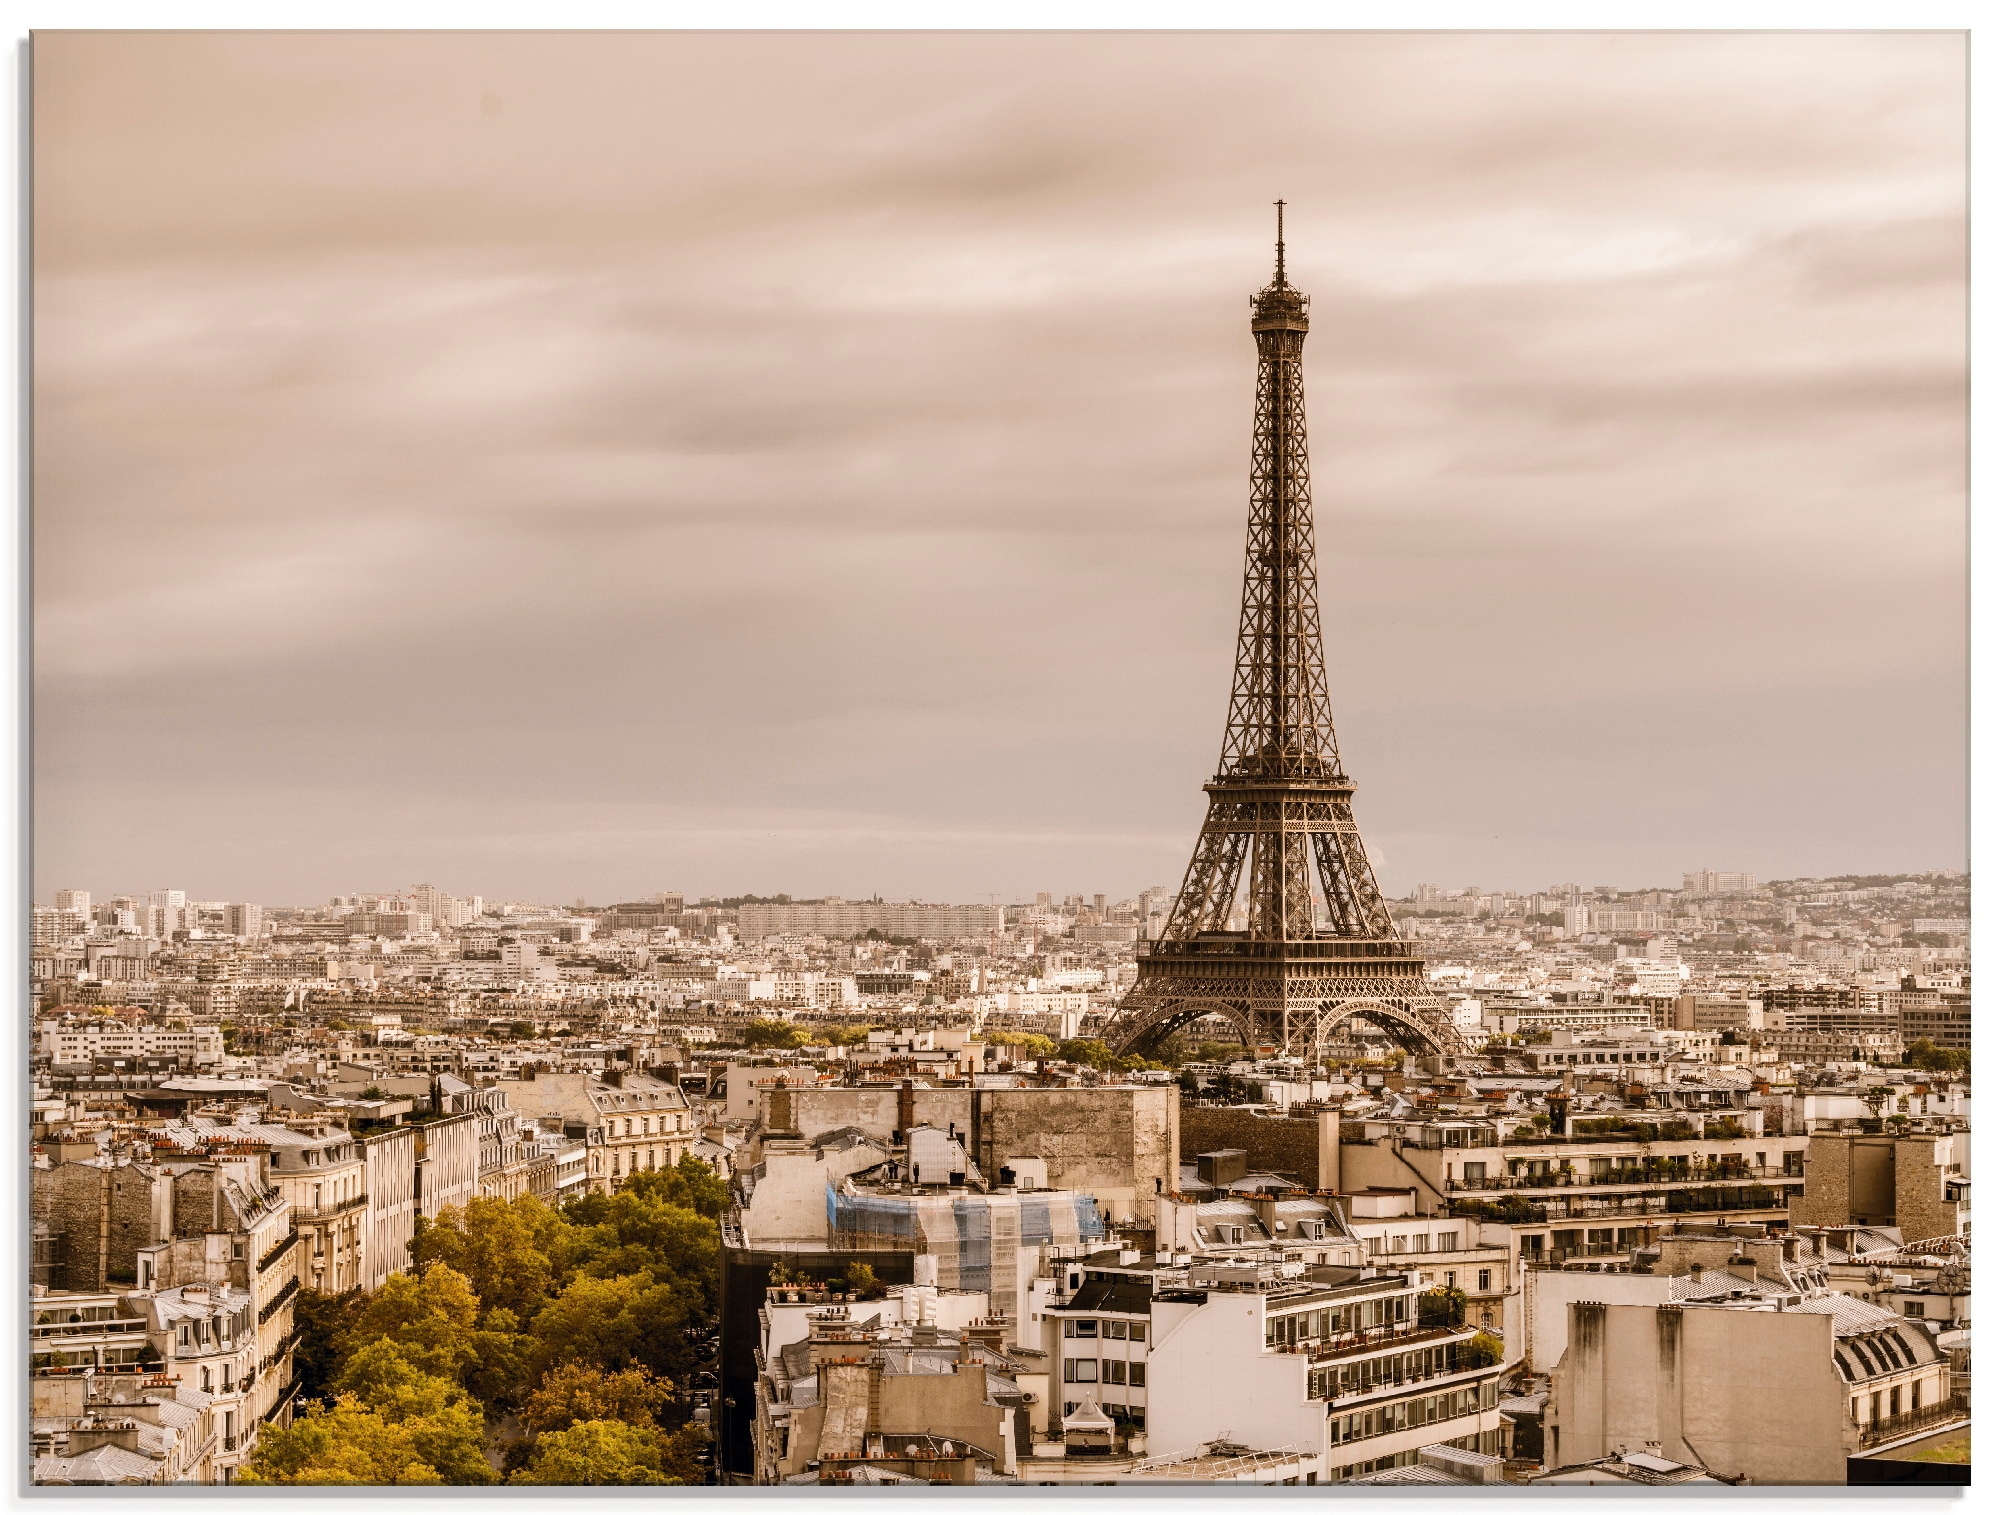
[508,1419,677,1485]
[841,1262,886,1300]
[325,1340,495,1483]
[740,1018,810,1050]
[816,1023,876,1047]
[1057,1038,1116,1069]
[1462,1330,1506,1367]
[410,1196,563,1322]
[1905,1038,1970,1074]
[344,1265,482,1382]
[520,1362,671,1436]
[530,1273,663,1377]
[618,1157,732,1221]
[291,1288,367,1407]
[1418,1286,1467,1329]
[240,1389,493,1486]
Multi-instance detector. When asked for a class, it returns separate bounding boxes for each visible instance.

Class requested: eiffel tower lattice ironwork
[1106,206,1464,1061]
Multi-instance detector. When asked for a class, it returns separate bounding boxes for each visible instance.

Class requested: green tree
[530,1273,674,1377]
[410,1196,563,1322]
[345,1265,482,1382]
[740,1018,810,1050]
[520,1362,671,1435]
[1057,1038,1116,1068]
[508,1419,677,1485]
[240,1388,492,1486]
[841,1262,886,1300]
[816,1023,876,1047]
[466,1308,536,1412]
[1418,1286,1467,1329]
[618,1157,732,1221]
[291,1287,366,1407]
[1462,1330,1506,1367]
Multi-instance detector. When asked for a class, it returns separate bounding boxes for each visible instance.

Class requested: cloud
[32,30,1966,902]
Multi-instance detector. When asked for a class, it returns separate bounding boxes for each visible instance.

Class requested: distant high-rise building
[54,888,90,918]
[227,902,264,938]
[1683,870,1757,895]
[146,888,190,939]
[31,906,85,946]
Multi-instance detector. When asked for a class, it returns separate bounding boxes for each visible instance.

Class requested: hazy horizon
[34,31,1968,906]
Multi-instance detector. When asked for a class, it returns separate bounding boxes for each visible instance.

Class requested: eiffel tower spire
[1106,213,1462,1061]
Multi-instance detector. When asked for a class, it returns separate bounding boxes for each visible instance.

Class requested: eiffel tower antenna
[1105,214,1464,1063]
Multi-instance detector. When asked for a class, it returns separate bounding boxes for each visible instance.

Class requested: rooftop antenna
[1274,199,1287,285]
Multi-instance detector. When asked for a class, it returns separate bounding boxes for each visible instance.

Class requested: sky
[33,30,1968,907]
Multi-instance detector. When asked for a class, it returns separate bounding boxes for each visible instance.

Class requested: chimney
[603,1068,623,1089]
[897,1080,916,1141]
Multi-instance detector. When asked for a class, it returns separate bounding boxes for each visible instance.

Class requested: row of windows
[1853,1381,1932,1422]
[1062,1358,1148,1386]
[1265,1296,1409,1347]
[1365,1232,1460,1256]
[1330,1382,1497,1446]
[1310,1342,1476,1402]
[1061,1319,1147,1342]
[1835,1332,1918,1382]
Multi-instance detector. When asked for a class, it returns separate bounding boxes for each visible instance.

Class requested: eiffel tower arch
[1105,207,1465,1063]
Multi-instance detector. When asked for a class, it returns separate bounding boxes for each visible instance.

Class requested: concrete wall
[1523,1269,1673,1374]
[739,1140,891,1244]
[417,1112,481,1219]
[363,1127,419,1292]
[764,1086,1178,1223]
[1550,1302,1844,1485]
[1145,1292,1328,1473]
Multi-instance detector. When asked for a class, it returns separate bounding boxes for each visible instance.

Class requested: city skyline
[35,32,1967,905]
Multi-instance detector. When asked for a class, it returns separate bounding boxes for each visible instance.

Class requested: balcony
[1850,1392,1970,1449]
[1447,1166,1785,1194]
[1280,1323,1464,1364]
[1448,1184,1793,1226]
[257,1232,299,1274]
[291,1192,369,1222]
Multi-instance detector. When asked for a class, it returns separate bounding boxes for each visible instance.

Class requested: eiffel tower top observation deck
[1105,207,1461,1059]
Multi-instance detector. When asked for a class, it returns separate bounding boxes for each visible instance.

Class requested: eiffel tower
[1106,206,1463,1062]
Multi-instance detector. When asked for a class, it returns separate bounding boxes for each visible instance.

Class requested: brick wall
[1178,1106,1323,1189]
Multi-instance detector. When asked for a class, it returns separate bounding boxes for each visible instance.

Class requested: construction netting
[826,1186,1104,1299]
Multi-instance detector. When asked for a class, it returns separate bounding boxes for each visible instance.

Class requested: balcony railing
[258,1231,299,1274]
[1274,1323,1462,1364]
[257,1276,300,1325]
[1447,1167,1787,1193]
[290,1193,369,1222]
[1850,1392,1970,1448]
[1449,1185,1792,1225]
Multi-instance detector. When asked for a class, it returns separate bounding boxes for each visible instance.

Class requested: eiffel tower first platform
[1105,207,1465,1063]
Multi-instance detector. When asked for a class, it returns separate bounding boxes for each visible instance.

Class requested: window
[1105,1320,1127,1340]
[1128,1363,1146,1387]
[1390,1236,1408,1254]
[1477,1270,1491,1292]
[1437,1232,1459,1253]
[1444,1272,1456,1290]
[1063,1358,1098,1383]
[1463,1163,1486,1183]
[1129,1323,1145,1344]
[1103,1360,1126,1385]
[1063,1319,1098,1338]
[1905,1302,1925,1318]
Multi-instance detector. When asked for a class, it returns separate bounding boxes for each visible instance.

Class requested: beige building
[1548,1292,1958,1484]
[498,1068,694,1193]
